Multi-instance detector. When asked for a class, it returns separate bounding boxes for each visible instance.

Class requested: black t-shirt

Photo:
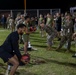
[0,31,22,60]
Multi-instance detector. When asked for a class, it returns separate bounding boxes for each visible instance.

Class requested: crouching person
[0,24,27,75]
[40,23,57,50]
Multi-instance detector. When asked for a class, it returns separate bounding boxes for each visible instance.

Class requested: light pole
[24,0,26,15]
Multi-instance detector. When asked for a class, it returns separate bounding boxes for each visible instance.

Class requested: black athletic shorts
[0,47,15,63]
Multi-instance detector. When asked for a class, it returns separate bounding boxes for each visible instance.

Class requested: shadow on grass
[56,49,76,54]
[23,72,38,75]
[30,37,46,41]
[18,67,38,75]
[19,71,38,75]
[31,55,76,68]
[32,44,47,48]
[31,31,39,34]
[31,40,46,43]
[52,46,76,54]
[0,71,38,75]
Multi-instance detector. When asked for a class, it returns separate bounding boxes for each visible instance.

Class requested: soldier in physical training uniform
[56,13,73,52]
[40,22,57,50]
[22,16,32,53]
[38,14,44,37]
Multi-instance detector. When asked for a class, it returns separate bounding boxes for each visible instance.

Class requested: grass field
[0,28,76,75]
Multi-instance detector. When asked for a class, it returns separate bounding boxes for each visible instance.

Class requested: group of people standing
[1,12,76,52]
[0,13,36,75]
[38,12,75,53]
[0,12,76,75]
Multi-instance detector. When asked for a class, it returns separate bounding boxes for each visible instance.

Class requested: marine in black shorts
[0,24,26,75]
[0,31,21,62]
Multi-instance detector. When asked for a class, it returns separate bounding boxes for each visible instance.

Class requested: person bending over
[0,24,26,75]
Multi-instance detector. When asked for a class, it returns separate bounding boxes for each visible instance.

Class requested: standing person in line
[38,14,44,37]
[1,15,7,29]
[9,17,15,32]
[56,13,73,52]
[6,14,11,29]
[46,13,55,28]
[23,16,33,54]
[56,13,61,41]
[0,24,27,75]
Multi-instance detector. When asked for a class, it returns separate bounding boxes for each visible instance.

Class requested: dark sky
[0,0,76,12]
[27,0,76,12]
[0,0,24,9]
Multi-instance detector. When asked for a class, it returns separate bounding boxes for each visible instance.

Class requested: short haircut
[25,16,30,20]
[17,24,26,29]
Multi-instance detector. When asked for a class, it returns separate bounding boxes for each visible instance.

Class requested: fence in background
[0,9,61,18]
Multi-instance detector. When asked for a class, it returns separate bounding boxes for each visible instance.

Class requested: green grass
[0,28,76,75]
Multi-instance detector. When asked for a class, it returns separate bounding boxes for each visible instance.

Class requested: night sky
[0,0,24,9]
[0,0,76,12]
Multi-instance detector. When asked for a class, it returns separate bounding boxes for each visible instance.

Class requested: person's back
[1,31,19,53]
